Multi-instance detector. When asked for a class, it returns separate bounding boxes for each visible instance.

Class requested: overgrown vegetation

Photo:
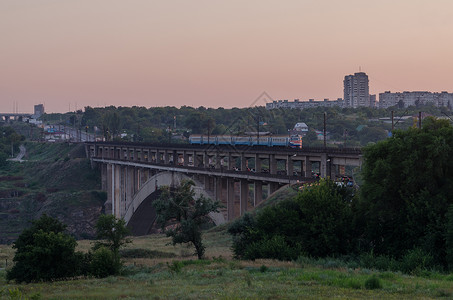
[6,214,131,283]
[0,141,102,242]
[230,118,453,274]
[153,180,220,259]
[6,214,83,283]
[229,180,356,261]
[0,127,24,166]
[2,232,453,299]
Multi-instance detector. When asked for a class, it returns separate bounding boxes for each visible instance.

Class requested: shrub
[229,179,356,260]
[364,275,382,290]
[446,204,453,271]
[6,215,83,283]
[243,235,301,261]
[400,248,435,275]
[89,247,121,278]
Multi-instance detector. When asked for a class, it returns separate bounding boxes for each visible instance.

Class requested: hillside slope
[0,142,103,243]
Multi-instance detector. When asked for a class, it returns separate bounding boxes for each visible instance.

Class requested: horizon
[2,1,453,113]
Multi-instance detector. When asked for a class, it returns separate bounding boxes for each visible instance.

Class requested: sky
[1,0,453,113]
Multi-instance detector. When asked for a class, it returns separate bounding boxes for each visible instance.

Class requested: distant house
[315,130,330,140]
[356,125,367,132]
[291,122,309,135]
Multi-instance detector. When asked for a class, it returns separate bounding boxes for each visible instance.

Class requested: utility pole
[323,112,327,148]
[207,122,210,144]
[257,117,260,146]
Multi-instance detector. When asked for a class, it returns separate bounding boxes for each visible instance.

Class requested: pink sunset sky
[1,0,453,113]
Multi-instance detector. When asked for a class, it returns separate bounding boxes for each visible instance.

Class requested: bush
[364,275,382,290]
[229,179,356,260]
[446,205,453,271]
[90,247,121,278]
[6,215,83,283]
[243,235,302,261]
[399,248,435,275]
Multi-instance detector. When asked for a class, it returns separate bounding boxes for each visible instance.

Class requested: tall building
[344,72,371,108]
[33,104,44,118]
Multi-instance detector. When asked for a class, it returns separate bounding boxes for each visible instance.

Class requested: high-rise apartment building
[34,104,44,118]
[344,72,371,108]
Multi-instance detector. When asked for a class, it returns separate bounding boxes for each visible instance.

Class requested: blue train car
[189,134,302,148]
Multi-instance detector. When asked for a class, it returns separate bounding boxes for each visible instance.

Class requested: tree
[229,180,356,260]
[92,214,131,277]
[153,180,220,259]
[360,117,453,266]
[94,214,131,255]
[6,214,83,283]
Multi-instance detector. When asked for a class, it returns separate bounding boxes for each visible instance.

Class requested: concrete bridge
[85,142,362,234]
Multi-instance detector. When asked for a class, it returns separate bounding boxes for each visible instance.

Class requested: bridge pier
[240,179,248,215]
[269,182,279,195]
[227,178,235,220]
[254,181,262,207]
[113,164,121,218]
[304,158,312,177]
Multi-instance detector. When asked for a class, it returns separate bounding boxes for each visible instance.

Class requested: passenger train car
[189,134,303,148]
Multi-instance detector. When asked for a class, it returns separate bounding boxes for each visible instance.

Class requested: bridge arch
[125,171,225,235]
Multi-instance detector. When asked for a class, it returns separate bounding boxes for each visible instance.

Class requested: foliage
[94,214,131,254]
[359,117,453,267]
[6,214,83,283]
[229,179,356,260]
[364,275,382,290]
[89,247,121,278]
[153,180,220,259]
[91,215,131,277]
[446,205,453,270]
[0,127,24,163]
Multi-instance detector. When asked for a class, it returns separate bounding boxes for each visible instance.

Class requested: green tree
[229,180,356,260]
[6,214,83,283]
[360,117,453,266]
[94,214,131,255]
[92,214,131,276]
[294,179,356,257]
[446,205,453,271]
[153,180,220,259]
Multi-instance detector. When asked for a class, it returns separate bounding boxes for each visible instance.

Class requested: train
[189,134,303,148]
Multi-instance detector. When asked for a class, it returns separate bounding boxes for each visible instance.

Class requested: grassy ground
[1,230,453,299]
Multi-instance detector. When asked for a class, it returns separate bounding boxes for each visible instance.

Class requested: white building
[293,122,309,133]
[379,91,453,109]
[344,72,373,108]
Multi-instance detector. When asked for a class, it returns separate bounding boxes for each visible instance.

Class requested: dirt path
[8,144,26,162]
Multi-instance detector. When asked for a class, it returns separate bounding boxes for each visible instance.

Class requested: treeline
[229,117,453,274]
[41,103,451,147]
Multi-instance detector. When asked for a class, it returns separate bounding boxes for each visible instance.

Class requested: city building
[379,91,453,109]
[343,72,374,108]
[33,104,44,118]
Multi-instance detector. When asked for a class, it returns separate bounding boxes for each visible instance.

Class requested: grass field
[1,228,453,300]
